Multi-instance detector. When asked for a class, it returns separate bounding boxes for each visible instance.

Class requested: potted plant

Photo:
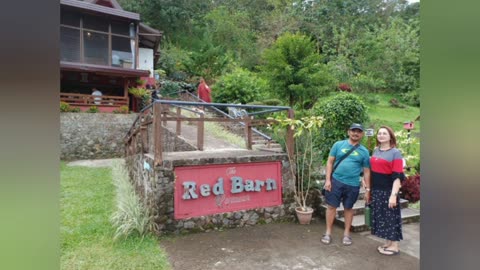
[128,87,150,111]
[272,116,324,224]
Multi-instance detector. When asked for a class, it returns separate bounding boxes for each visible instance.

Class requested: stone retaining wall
[60,113,138,160]
[61,113,198,161]
[125,152,297,235]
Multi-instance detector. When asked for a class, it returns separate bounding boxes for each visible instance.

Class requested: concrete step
[335,207,420,233]
[318,198,409,218]
[253,146,284,153]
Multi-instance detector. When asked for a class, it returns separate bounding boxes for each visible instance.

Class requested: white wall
[138,47,154,77]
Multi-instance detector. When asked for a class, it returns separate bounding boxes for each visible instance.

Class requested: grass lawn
[363,92,420,133]
[60,163,171,270]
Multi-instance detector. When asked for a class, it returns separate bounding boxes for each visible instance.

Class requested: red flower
[338,83,352,92]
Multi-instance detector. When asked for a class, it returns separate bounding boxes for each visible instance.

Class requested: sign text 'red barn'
[174,162,283,219]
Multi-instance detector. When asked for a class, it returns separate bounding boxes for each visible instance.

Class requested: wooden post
[197,112,204,151]
[176,107,181,136]
[140,126,148,153]
[162,104,168,126]
[286,109,295,162]
[244,116,252,150]
[154,102,163,166]
[132,132,137,154]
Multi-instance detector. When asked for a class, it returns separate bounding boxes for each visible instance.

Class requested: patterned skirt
[371,189,403,241]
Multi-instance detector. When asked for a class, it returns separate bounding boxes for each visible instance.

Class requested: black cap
[349,123,364,131]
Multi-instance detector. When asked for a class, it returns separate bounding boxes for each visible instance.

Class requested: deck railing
[60,93,128,107]
[124,100,295,167]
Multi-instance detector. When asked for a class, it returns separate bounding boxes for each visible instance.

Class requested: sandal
[321,234,332,245]
[342,235,352,246]
[378,248,400,256]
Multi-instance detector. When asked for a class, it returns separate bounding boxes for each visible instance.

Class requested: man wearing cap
[321,123,371,246]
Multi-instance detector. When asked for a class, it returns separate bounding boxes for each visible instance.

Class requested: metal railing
[124,97,295,167]
[167,90,277,141]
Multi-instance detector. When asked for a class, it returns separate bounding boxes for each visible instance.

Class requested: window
[84,31,108,65]
[112,36,133,68]
[111,20,130,36]
[60,27,80,62]
[60,9,80,27]
[83,14,109,32]
[60,11,136,68]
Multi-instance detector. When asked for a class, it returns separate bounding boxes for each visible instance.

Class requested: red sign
[174,162,283,219]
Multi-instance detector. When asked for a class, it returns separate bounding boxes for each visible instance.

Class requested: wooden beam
[140,125,148,153]
[286,109,295,163]
[197,112,204,151]
[154,102,163,166]
[244,116,253,150]
[176,107,181,136]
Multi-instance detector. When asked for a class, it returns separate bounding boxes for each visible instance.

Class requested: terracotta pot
[295,206,314,225]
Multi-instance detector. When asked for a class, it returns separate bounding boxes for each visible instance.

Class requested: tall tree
[259,32,335,109]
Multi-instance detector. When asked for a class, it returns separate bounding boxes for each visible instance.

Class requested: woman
[369,126,405,256]
[197,77,212,103]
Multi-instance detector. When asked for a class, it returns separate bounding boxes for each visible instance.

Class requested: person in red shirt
[369,125,406,256]
[197,77,212,103]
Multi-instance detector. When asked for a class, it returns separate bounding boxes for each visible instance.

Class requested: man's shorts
[325,178,360,209]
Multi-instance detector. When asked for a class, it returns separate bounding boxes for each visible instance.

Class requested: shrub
[60,102,71,112]
[128,87,149,98]
[70,107,81,113]
[113,106,129,114]
[312,93,369,162]
[401,89,420,107]
[401,174,420,203]
[152,79,196,100]
[86,106,99,113]
[395,130,420,175]
[212,67,266,104]
[136,78,146,86]
[247,98,283,107]
[261,98,283,106]
[350,73,386,94]
[269,116,324,210]
[110,161,155,240]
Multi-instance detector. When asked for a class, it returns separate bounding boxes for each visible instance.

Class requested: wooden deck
[60,93,129,112]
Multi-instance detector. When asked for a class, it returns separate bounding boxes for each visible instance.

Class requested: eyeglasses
[350,129,363,133]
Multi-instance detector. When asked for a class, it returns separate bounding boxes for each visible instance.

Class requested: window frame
[60,13,136,68]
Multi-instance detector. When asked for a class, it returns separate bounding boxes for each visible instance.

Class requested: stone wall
[61,113,199,161]
[126,151,297,235]
[60,113,137,160]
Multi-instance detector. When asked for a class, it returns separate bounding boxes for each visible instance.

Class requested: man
[91,88,102,105]
[321,123,371,246]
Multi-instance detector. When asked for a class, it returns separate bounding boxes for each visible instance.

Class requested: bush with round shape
[312,92,369,162]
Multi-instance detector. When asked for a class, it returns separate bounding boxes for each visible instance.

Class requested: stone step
[335,207,420,232]
[318,198,409,218]
[253,147,284,153]
[252,139,272,145]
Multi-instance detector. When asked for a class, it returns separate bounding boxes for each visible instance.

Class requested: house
[60,0,162,112]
